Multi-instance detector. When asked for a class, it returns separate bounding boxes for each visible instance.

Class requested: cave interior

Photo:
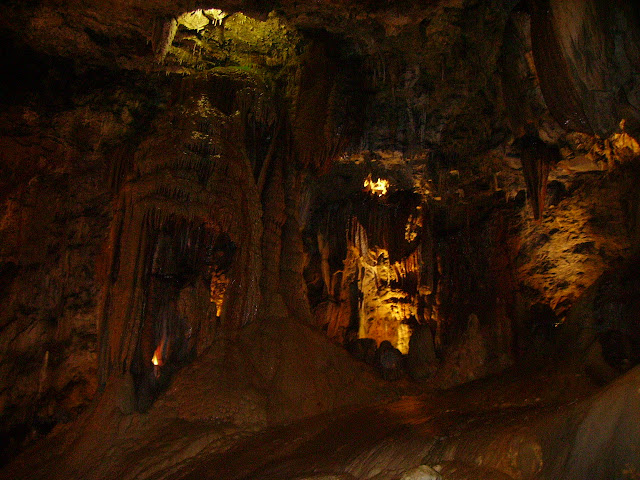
[1,0,640,479]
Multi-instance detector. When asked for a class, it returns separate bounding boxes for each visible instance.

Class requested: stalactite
[291,38,350,173]
[152,17,178,64]
[280,162,314,323]
[519,135,558,220]
[318,232,331,296]
[108,142,136,192]
[257,120,283,194]
[259,155,287,318]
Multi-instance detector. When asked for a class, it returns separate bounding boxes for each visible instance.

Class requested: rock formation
[1,0,640,478]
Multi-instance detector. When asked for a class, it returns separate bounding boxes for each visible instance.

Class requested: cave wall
[0,62,163,456]
[344,0,512,156]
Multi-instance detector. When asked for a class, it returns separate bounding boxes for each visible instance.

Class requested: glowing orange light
[364,174,389,196]
[151,334,166,367]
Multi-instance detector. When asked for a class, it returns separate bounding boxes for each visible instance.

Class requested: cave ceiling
[2,0,454,69]
[1,0,521,162]
[5,0,640,154]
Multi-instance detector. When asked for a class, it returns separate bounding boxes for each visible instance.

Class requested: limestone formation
[1,0,640,478]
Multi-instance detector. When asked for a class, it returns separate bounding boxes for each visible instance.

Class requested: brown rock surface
[1,0,640,477]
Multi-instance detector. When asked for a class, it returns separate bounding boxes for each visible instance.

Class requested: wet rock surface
[3,362,632,480]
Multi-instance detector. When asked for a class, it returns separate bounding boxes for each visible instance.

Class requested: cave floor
[155,367,596,480]
[1,364,611,480]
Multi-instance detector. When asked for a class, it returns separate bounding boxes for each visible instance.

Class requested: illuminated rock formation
[0,0,640,478]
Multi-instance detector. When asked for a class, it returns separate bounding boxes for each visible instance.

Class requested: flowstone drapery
[98,73,269,408]
[97,30,352,408]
